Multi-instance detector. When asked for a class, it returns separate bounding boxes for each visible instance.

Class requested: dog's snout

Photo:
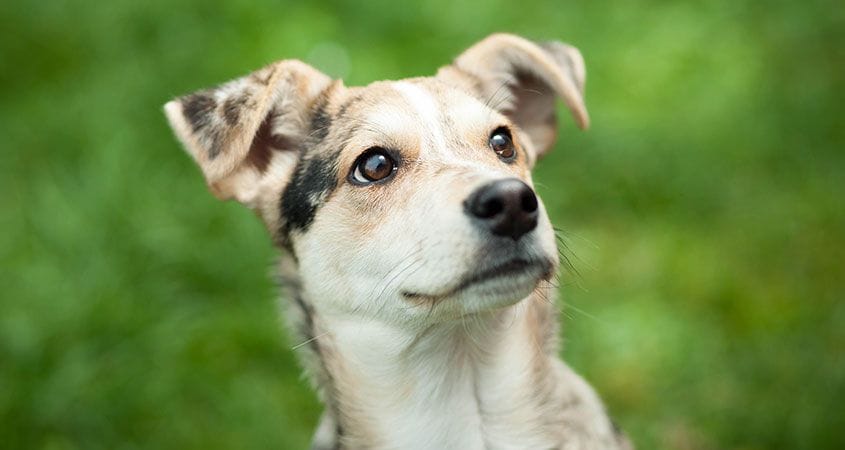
[464,179,539,240]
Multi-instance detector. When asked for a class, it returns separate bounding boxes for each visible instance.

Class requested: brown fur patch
[247,114,299,173]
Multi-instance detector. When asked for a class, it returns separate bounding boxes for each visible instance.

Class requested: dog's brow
[336,93,363,120]
[393,82,449,155]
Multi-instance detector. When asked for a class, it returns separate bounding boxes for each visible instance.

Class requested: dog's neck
[302,286,574,449]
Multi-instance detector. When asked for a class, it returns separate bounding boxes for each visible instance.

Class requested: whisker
[483,80,512,110]
[563,301,607,325]
[373,248,425,300]
[291,331,331,351]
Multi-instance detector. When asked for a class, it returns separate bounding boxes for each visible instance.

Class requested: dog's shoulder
[552,361,634,449]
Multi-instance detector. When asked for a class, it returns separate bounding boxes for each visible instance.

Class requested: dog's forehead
[336,78,505,141]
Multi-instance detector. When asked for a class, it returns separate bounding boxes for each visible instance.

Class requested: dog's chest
[327,315,561,450]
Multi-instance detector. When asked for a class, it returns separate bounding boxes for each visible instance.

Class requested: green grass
[1,0,843,448]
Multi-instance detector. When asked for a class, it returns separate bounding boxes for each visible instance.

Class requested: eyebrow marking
[393,82,449,156]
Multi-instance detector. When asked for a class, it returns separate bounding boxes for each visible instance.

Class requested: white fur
[164,36,627,448]
[393,82,450,157]
[322,305,533,449]
[309,299,620,450]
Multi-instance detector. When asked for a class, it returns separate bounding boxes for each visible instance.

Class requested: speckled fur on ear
[163,60,333,202]
[437,33,589,160]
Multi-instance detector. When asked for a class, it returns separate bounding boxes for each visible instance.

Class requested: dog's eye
[351,148,397,184]
[489,127,516,161]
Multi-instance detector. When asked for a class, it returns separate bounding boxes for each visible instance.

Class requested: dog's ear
[164,60,333,210]
[438,33,588,160]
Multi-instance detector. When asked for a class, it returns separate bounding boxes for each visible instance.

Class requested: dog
[164,33,631,450]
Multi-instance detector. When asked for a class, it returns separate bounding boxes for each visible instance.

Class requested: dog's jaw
[282,267,628,450]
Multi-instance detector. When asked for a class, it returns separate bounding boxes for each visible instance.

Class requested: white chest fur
[315,300,611,450]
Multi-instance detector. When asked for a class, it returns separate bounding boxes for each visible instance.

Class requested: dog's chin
[452,266,550,313]
[401,257,554,315]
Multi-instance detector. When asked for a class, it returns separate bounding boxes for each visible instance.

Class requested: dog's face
[165,34,588,325]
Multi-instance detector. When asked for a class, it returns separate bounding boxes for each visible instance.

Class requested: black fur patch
[222,95,248,126]
[278,84,342,239]
[182,92,216,132]
[279,150,339,235]
[181,92,226,158]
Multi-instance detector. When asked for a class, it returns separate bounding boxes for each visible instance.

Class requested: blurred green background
[2,0,843,448]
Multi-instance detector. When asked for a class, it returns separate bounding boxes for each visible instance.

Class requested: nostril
[521,189,538,213]
[465,178,539,240]
[478,197,504,218]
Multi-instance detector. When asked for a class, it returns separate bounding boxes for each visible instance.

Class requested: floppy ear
[164,60,333,211]
[438,33,588,160]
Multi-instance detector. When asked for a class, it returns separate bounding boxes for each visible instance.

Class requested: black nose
[464,179,539,240]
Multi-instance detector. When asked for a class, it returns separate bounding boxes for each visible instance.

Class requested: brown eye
[351,148,397,184]
[489,127,515,161]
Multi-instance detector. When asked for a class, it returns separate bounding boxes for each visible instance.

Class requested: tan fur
[165,33,630,449]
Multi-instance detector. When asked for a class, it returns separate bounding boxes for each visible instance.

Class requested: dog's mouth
[401,257,554,303]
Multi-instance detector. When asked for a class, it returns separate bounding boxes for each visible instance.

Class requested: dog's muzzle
[464,178,539,241]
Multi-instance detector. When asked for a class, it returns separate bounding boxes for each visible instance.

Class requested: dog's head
[165,33,588,324]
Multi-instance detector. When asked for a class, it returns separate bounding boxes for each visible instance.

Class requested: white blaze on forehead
[393,82,449,155]
[363,106,407,136]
